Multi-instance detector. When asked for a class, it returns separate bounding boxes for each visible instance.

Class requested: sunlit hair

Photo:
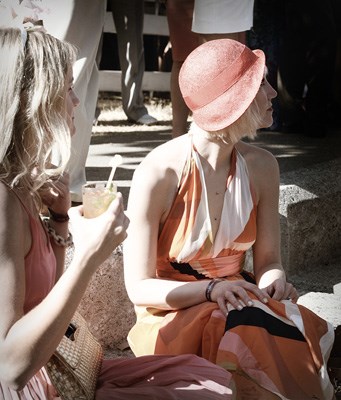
[0,28,76,196]
[205,99,263,144]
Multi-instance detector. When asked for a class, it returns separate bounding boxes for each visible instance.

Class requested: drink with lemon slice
[82,181,117,218]
[82,155,123,218]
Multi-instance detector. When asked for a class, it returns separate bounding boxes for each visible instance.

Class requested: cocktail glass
[82,181,117,218]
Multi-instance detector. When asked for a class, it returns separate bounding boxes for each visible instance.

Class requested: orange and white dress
[128,138,335,400]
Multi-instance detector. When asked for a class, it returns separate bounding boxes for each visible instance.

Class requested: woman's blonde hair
[205,99,263,144]
[0,28,76,194]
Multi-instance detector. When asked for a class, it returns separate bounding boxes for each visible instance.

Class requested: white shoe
[136,113,158,126]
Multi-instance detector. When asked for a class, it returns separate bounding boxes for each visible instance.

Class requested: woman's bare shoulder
[236,141,280,202]
[128,135,190,218]
[134,134,190,181]
[236,141,279,173]
[0,182,29,252]
[0,182,24,218]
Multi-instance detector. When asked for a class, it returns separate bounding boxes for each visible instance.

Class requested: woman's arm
[249,146,298,301]
[123,143,211,310]
[0,183,128,390]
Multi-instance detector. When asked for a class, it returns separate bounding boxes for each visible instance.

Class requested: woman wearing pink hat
[124,39,335,399]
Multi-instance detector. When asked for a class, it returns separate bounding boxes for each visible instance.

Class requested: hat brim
[192,49,265,132]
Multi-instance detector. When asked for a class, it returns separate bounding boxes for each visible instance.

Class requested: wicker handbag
[45,311,103,400]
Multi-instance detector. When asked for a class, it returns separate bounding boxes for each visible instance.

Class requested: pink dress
[0,186,233,400]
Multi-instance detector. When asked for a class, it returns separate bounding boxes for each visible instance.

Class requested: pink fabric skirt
[0,369,59,400]
[1,354,233,399]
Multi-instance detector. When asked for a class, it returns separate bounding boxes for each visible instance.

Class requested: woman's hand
[256,264,299,303]
[38,172,71,215]
[262,278,299,303]
[210,280,270,316]
[68,192,129,269]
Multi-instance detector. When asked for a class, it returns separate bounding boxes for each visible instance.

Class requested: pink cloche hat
[179,39,265,131]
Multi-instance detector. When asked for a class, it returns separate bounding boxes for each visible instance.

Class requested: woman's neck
[190,124,235,170]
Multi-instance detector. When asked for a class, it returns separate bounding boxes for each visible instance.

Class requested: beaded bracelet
[48,208,70,223]
[43,219,73,247]
[205,278,224,302]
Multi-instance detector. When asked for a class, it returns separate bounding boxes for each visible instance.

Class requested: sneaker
[136,113,158,126]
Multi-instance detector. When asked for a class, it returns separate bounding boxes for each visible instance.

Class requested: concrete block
[334,282,341,296]
[297,292,341,328]
[66,246,136,351]
[279,158,341,275]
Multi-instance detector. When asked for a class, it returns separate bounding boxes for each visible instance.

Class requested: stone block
[334,282,341,296]
[297,292,341,328]
[244,158,341,277]
[66,246,136,352]
[279,158,341,275]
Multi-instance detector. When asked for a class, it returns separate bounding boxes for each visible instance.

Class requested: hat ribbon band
[184,47,259,111]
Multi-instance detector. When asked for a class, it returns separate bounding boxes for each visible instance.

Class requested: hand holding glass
[82,155,123,218]
[82,181,117,218]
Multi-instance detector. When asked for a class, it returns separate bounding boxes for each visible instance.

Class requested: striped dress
[127,138,335,400]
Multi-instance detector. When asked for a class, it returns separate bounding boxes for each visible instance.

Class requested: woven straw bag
[46,311,103,400]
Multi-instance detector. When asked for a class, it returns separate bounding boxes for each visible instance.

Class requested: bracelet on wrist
[43,219,73,247]
[48,208,70,223]
[205,278,224,302]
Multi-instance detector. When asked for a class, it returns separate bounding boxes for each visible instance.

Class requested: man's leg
[110,0,157,124]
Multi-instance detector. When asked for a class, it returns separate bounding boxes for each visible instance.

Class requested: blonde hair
[0,28,76,195]
[206,99,263,144]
